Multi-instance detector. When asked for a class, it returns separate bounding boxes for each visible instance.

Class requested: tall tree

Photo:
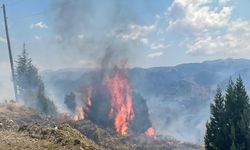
[228,77,250,149]
[205,87,225,150]
[205,77,250,150]
[224,79,236,149]
[15,44,57,115]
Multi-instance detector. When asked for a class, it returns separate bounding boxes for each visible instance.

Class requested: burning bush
[83,66,151,135]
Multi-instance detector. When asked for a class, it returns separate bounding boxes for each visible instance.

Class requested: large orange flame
[106,69,135,135]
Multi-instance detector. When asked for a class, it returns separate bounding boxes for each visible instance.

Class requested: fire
[145,127,157,139]
[85,88,92,112]
[58,106,84,121]
[145,127,174,145]
[106,68,135,135]
[73,106,85,121]
[66,88,91,121]
[165,140,174,145]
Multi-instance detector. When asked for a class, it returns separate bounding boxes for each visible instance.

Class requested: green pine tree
[224,79,236,149]
[230,125,237,150]
[205,87,225,150]
[15,44,57,115]
[204,122,214,150]
[205,77,250,150]
[230,142,237,150]
[230,77,250,150]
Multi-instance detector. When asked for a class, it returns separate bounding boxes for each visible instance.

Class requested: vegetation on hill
[15,46,57,115]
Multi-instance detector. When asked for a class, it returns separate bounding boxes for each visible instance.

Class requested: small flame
[58,108,84,122]
[106,67,135,135]
[145,127,157,139]
[73,106,85,121]
[85,88,92,112]
[165,140,174,145]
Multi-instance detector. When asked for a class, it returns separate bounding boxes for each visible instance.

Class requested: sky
[0,0,250,99]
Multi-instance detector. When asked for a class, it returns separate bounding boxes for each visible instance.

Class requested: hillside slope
[0,101,201,150]
[0,102,103,150]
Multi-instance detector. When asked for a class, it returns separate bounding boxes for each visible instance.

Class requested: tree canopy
[15,45,57,115]
[205,77,250,150]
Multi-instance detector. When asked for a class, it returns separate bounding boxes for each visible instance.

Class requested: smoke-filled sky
[0,0,250,99]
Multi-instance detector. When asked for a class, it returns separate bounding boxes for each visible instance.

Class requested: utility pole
[2,4,18,101]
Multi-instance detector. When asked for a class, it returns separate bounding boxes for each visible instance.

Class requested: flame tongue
[60,106,84,122]
[145,127,157,139]
[106,69,135,135]
[73,106,85,121]
[85,88,92,112]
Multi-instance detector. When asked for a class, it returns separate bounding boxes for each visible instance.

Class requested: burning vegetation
[61,56,153,138]
[83,63,155,137]
[105,66,135,135]
[145,127,156,139]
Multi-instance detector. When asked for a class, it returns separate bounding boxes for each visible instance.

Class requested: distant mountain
[42,58,250,143]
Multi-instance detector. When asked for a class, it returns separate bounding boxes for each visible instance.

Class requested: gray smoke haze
[0,72,13,101]
[50,0,148,67]
[146,96,210,144]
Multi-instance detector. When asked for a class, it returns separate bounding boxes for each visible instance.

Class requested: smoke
[0,62,13,101]
[144,95,210,144]
[50,0,148,66]
[0,79,13,101]
[49,0,205,142]
[48,0,138,114]
[49,0,158,136]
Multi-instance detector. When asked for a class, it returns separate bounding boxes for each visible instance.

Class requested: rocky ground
[0,101,202,150]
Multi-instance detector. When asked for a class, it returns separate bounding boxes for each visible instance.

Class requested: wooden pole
[2,4,18,101]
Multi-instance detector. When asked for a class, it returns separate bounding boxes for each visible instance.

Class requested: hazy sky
[0,0,250,99]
